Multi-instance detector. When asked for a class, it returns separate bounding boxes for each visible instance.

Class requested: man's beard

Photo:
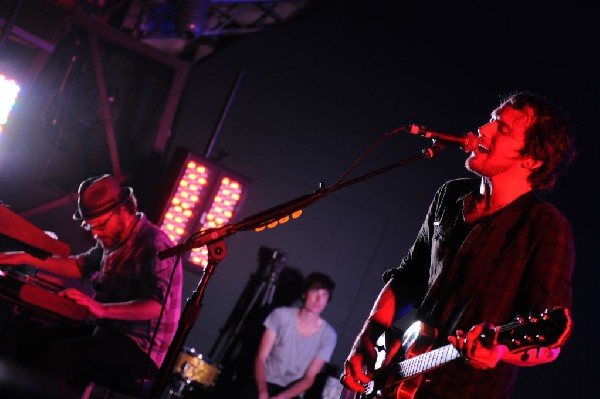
[95,234,120,251]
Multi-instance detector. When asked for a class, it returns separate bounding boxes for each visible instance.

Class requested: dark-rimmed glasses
[80,209,116,231]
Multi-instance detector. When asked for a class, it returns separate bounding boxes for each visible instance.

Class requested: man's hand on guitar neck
[449,321,564,369]
[448,323,509,369]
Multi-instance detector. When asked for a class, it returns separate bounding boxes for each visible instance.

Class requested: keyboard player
[0,174,183,398]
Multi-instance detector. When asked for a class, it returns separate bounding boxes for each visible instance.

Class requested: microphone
[402,124,479,152]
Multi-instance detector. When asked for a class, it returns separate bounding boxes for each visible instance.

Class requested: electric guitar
[342,307,570,399]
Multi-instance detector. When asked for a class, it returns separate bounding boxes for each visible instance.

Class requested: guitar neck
[399,344,461,379]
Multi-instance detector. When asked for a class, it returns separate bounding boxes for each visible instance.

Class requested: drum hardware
[168,347,221,398]
[167,379,188,399]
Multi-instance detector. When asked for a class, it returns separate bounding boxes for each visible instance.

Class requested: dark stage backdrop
[1,1,596,398]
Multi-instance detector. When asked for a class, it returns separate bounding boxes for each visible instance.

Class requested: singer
[340,91,576,399]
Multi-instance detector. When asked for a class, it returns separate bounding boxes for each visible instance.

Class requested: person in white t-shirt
[247,272,337,399]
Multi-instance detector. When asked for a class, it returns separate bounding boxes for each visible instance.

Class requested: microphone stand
[149,142,447,398]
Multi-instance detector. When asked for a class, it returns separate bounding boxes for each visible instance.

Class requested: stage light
[252,209,303,232]
[176,0,210,39]
[154,148,249,272]
[0,73,21,138]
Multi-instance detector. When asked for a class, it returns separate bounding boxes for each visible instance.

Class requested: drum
[173,347,221,389]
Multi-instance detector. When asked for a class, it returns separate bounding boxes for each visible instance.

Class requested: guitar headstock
[495,307,571,352]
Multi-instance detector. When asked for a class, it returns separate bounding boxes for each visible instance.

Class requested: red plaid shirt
[79,213,183,367]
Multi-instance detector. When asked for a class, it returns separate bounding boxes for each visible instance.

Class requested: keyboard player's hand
[61,288,107,318]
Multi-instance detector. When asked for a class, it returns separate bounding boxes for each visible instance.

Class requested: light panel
[189,176,244,267]
[155,148,249,273]
[160,160,211,245]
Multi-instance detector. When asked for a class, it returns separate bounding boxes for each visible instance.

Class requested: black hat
[72,174,132,220]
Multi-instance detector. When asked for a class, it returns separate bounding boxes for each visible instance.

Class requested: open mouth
[478,144,490,154]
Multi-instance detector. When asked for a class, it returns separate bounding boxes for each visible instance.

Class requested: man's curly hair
[497,91,577,192]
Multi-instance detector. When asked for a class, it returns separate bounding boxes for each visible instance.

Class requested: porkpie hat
[72,174,133,221]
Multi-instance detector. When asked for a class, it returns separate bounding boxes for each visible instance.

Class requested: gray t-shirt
[263,306,337,387]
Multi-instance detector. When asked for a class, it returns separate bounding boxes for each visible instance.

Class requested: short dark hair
[301,272,335,302]
[497,91,577,192]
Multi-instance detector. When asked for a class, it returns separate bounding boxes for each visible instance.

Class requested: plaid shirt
[384,178,575,399]
[78,213,183,367]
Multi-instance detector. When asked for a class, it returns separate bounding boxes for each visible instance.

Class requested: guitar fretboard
[398,344,461,379]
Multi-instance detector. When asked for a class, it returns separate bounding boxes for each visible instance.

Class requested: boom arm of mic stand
[327,146,439,192]
[158,225,235,260]
[157,190,327,260]
[157,144,445,261]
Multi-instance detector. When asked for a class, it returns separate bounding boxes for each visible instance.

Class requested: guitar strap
[442,191,542,336]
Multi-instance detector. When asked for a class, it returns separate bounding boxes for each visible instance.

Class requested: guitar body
[378,321,437,399]
[340,321,438,399]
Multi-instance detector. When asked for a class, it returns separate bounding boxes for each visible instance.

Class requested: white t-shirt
[263,307,337,387]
